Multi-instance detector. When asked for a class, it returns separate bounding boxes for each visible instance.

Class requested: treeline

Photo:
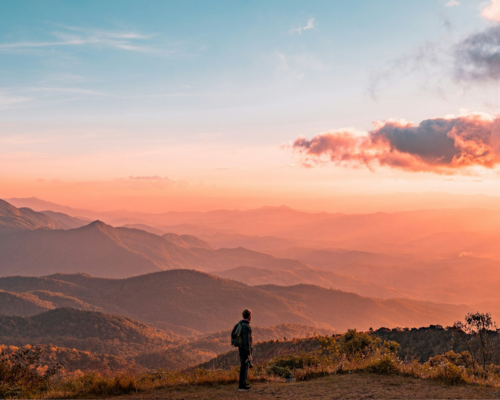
[0,308,183,358]
[0,344,136,374]
[374,312,500,367]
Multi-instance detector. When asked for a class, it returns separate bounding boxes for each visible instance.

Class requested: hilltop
[0,308,181,358]
[135,324,335,370]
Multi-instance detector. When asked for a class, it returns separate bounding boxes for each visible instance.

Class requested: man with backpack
[231,309,253,391]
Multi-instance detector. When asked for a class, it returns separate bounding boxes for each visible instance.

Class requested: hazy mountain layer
[0,270,468,333]
[0,199,63,231]
[40,210,90,229]
[213,266,408,299]
[0,199,310,278]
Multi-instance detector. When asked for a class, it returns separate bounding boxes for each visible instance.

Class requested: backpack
[231,322,243,347]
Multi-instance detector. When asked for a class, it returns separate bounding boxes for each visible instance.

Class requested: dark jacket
[239,319,253,356]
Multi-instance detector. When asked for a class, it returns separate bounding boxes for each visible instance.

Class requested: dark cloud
[293,114,500,174]
[369,23,500,98]
[454,25,500,82]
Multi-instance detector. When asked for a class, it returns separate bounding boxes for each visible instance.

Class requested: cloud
[369,20,500,96]
[452,1,500,82]
[454,25,500,81]
[0,94,31,106]
[367,40,443,100]
[292,113,500,174]
[23,87,108,96]
[482,0,500,21]
[367,2,500,96]
[445,0,459,7]
[291,18,316,34]
[128,175,171,181]
[0,26,159,53]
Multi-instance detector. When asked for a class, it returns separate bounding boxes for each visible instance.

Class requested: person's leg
[238,347,248,389]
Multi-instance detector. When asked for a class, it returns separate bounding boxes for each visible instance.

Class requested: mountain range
[0,199,309,278]
[212,266,408,299]
[3,197,500,309]
[9,196,500,262]
[0,270,468,333]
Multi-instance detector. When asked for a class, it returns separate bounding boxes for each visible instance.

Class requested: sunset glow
[6,3,500,395]
[3,1,500,211]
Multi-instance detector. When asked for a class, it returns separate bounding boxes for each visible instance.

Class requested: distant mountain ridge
[213,266,409,299]
[40,210,90,229]
[0,199,310,278]
[0,270,469,333]
[10,197,500,266]
[0,199,64,231]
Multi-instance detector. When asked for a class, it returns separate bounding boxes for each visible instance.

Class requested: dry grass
[112,372,500,400]
[11,331,500,399]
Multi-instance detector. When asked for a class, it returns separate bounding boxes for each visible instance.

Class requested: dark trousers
[238,346,249,388]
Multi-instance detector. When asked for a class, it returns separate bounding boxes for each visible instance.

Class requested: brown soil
[114,372,500,399]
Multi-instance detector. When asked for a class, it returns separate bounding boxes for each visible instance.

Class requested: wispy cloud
[290,18,316,35]
[274,50,328,83]
[366,0,500,98]
[127,175,172,181]
[0,85,110,110]
[23,87,109,96]
[367,13,500,98]
[445,0,459,7]
[0,93,32,106]
[0,25,160,53]
[367,40,444,100]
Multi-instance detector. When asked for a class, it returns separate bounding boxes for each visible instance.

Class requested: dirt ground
[114,372,500,399]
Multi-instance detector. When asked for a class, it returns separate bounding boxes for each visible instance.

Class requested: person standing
[237,309,253,391]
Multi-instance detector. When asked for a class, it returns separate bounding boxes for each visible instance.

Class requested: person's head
[242,309,252,321]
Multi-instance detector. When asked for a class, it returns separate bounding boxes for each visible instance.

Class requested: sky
[2,0,500,211]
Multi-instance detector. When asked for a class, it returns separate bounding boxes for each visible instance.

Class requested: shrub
[265,354,322,378]
[435,362,466,385]
[269,354,321,370]
[366,354,400,375]
[338,329,382,361]
[0,345,62,398]
[382,340,400,355]
[428,351,473,369]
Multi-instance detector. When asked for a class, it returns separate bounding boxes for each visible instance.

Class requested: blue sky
[0,1,489,136]
[2,0,500,210]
